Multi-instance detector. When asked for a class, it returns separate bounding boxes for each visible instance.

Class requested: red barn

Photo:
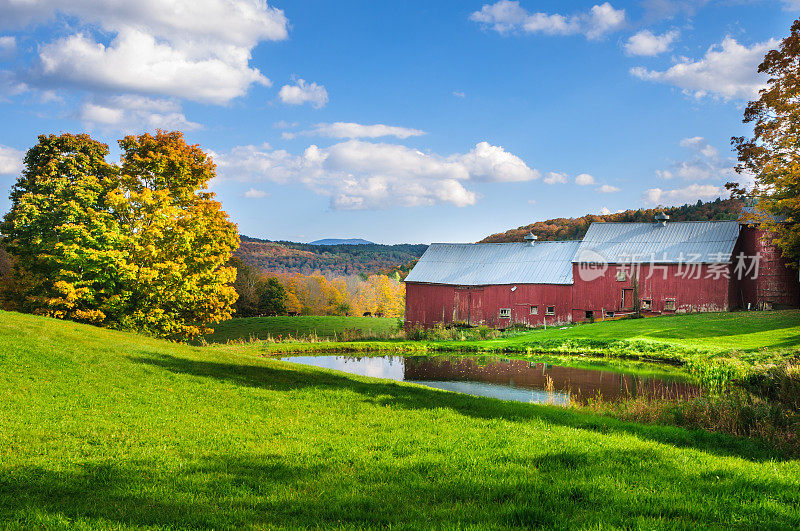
[571,219,743,320]
[405,214,799,329]
[404,240,579,329]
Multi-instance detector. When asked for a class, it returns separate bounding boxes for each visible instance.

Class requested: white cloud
[630,36,778,100]
[527,199,536,205]
[657,136,734,181]
[0,35,15,59]
[470,1,625,40]
[599,206,612,215]
[783,1,800,10]
[642,183,723,205]
[243,188,268,199]
[273,120,297,129]
[278,79,328,108]
[290,122,426,140]
[79,94,201,132]
[0,144,24,175]
[543,171,567,184]
[3,1,287,104]
[624,29,678,56]
[596,184,620,193]
[575,173,596,185]
[215,140,539,210]
[453,91,466,98]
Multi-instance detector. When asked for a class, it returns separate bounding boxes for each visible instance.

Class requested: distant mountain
[309,238,374,246]
[235,236,427,277]
[480,198,744,243]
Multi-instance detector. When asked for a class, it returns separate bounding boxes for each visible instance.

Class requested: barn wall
[571,262,732,321]
[738,226,800,309]
[404,282,573,329]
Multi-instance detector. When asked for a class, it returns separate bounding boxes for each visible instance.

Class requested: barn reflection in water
[403,356,701,405]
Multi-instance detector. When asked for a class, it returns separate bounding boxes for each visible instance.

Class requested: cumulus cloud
[596,184,621,193]
[214,140,539,210]
[470,1,625,40]
[243,188,268,199]
[656,136,735,181]
[630,36,778,100]
[599,206,612,215]
[2,1,287,104]
[452,91,466,98]
[79,94,201,132]
[624,29,678,56]
[287,122,425,140]
[575,173,596,185]
[0,144,24,175]
[0,35,15,59]
[278,79,328,108]
[543,171,568,184]
[642,183,723,205]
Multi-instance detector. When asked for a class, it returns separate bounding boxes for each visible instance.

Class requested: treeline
[480,198,744,243]
[236,236,427,276]
[233,259,404,318]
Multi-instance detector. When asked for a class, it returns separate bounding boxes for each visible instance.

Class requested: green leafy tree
[730,19,800,265]
[1,131,239,338]
[1,134,131,323]
[257,277,287,316]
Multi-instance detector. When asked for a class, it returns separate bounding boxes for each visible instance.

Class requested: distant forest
[235,237,428,276]
[480,198,744,243]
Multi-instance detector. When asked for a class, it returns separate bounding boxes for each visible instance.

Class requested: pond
[278,354,701,405]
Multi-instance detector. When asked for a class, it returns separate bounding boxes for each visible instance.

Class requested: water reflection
[279,355,701,405]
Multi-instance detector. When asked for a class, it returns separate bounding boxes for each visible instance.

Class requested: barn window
[664,299,676,311]
[641,299,652,310]
[585,310,594,319]
[530,305,538,315]
[499,308,511,318]
[605,311,615,318]
[546,306,555,315]
[616,270,627,281]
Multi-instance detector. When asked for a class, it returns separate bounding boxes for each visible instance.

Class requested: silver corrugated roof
[574,221,740,264]
[404,241,579,285]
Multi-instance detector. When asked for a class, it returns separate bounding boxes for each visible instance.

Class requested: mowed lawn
[202,315,400,343]
[1,311,799,528]
[451,310,800,355]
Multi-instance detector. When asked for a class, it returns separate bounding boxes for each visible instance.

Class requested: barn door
[469,288,483,325]
[454,287,470,323]
[621,289,634,311]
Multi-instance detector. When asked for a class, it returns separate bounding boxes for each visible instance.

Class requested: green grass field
[1,310,800,528]
[202,315,400,343]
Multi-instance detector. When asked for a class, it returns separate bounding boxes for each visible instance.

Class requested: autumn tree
[1,134,130,323]
[730,19,800,265]
[114,131,239,337]
[1,131,239,337]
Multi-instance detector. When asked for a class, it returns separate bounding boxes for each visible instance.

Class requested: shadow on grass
[129,353,790,463]
[1,448,798,528]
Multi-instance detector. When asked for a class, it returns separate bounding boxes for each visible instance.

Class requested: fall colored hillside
[235,236,428,276]
[480,198,744,243]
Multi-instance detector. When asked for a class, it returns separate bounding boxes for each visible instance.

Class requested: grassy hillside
[235,236,427,276]
[1,311,799,528]
[202,315,400,343]
[481,198,743,243]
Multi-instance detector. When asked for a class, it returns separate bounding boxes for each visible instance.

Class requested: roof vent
[524,232,538,246]
[655,212,669,227]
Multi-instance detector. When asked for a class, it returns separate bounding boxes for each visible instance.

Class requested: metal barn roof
[574,221,741,264]
[404,241,579,286]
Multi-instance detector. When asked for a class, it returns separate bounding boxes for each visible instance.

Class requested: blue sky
[0,0,796,244]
